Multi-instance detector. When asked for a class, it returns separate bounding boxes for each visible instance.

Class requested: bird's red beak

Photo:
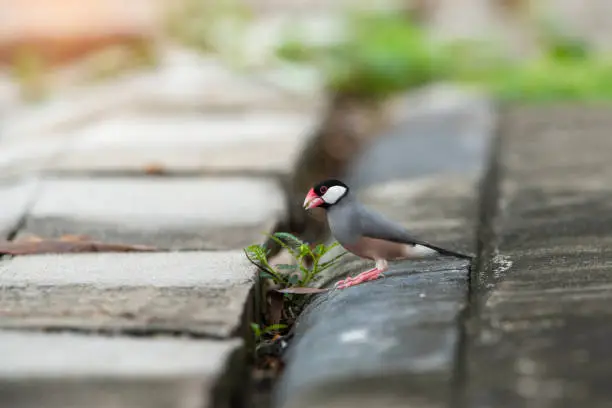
[303,188,324,210]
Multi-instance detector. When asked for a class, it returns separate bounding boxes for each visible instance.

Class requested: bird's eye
[320,186,328,194]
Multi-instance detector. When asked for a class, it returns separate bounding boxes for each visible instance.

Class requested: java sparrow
[303,179,473,289]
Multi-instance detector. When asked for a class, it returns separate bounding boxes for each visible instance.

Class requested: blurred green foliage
[11,46,49,102]
[276,11,612,102]
[277,13,451,99]
[165,0,252,66]
[10,40,159,103]
[461,25,612,102]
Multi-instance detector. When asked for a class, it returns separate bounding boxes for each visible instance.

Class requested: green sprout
[244,232,347,289]
[245,232,347,349]
[250,323,288,342]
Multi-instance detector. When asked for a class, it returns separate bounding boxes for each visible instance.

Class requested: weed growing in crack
[244,232,347,350]
[245,232,346,293]
[250,323,288,343]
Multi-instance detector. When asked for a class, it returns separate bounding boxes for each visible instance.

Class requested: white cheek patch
[321,185,346,204]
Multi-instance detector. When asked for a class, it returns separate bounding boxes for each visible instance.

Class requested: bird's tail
[420,241,473,260]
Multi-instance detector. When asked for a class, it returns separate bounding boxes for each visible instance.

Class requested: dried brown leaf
[0,239,157,255]
[275,287,328,294]
[143,163,166,175]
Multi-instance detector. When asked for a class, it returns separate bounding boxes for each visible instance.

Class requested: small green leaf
[314,244,326,256]
[244,248,287,285]
[245,244,268,262]
[276,264,298,270]
[273,232,305,248]
[288,274,300,285]
[250,323,262,338]
[318,251,349,271]
[299,244,312,258]
[261,324,288,334]
[259,271,278,281]
[265,233,300,258]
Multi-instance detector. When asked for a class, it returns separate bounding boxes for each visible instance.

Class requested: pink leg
[335,267,377,289]
[335,259,388,289]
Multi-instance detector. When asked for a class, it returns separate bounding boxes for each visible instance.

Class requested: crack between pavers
[43,169,286,179]
[449,104,505,408]
[3,325,232,341]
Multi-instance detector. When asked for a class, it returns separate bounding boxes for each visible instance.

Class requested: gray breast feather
[327,202,361,245]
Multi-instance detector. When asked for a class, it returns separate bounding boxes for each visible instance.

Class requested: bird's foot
[335,268,382,289]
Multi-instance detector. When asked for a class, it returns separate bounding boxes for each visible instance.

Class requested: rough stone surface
[273,121,495,408]
[0,251,254,337]
[0,139,71,178]
[131,48,324,111]
[17,177,284,249]
[48,111,318,175]
[0,178,38,238]
[277,259,468,408]
[466,105,612,408]
[347,84,494,190]
[0,330,239,377]
[2,46,323,145]
[1,76,144,143]
[0,331,242,408]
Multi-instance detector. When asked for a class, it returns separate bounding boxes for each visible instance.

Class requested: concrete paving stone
[348,83,494,189]
[1,75,145,144]
[0,331,243,408]
[17,177,284,250]
[0,178,39,239]
[0,251,254,337]
[1,46,323,145]
[466,105,612,408]
[0,137,73,178]
[47,111,319,175]
[132,48,324,111]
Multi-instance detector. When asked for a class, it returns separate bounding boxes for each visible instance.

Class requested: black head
[303,179,350,210]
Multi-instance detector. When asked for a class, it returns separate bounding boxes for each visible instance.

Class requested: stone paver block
[47,112,318,175]
[275,259,469,408]
[0,139,72,178]
[17,177,284,249]
[348,84,494,189]
[134,48,323,111]
[467,105,612,408]
[0,178,38,239]
[0,331,242,408]
[1,76,144,144]
[0,251,254,337]
[2,46,322,147]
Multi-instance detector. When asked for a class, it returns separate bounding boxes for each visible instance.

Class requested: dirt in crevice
[448,104,505,408]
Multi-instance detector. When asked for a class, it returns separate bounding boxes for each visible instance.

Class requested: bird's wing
[356,204,473,260]
[356,205,425,246]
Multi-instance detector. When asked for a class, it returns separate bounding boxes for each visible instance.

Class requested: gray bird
[303,179,473,289]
